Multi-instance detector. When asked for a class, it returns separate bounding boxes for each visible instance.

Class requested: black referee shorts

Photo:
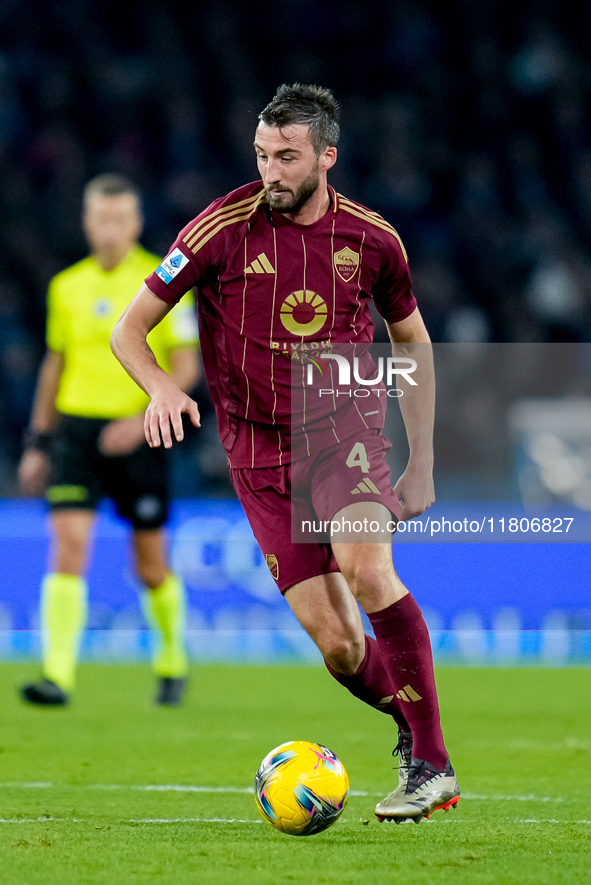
[46,415,170,530]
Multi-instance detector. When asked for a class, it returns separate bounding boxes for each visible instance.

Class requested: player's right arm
[18,349,64,495]
[111,283,201,449]
[115,184,261,446]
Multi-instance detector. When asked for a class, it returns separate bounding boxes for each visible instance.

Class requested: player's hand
[393,460,435,521]
[144,381,201,448]
[98,415,146,457]
[18,449,50,496]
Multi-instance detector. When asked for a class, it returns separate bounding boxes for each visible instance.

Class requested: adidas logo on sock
[246,253,275,274]
[396,684,423,702]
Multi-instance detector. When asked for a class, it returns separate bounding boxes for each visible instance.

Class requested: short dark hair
[83,173,141,209]
[258,83,340,155]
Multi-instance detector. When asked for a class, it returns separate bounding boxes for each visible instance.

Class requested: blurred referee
[18,174,199,707]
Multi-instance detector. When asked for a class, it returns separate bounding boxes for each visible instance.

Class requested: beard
[266,165,320,214]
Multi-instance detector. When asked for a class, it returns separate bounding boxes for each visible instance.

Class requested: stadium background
[0,0,589,662]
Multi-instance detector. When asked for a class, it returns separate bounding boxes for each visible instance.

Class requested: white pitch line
[92,785,372,797]
[127,818,263,824]
[1,816,591,826]
[0,781,367,797]
[85,784,255,794]
[1,782,54,788]
[462,793,565,802]
[437,819,591,825]
[516,818,591,825]
[0,783,578,803]
[0,816,261,825]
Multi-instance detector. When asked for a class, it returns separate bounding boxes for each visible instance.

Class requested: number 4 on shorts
[346,442,370,474]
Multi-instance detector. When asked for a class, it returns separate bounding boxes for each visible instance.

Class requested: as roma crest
[265,553,279,581]
[333,246,360,283]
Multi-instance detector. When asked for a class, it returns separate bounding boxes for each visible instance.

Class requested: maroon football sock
[324,634,410,733]
[368,594,447,770]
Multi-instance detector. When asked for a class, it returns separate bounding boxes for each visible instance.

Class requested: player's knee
[138,564,168,590]
[53,535,87,573]
[319,633,364,675]
[338,554,392,597]
[52,514,93,559]
[58,537,86,561]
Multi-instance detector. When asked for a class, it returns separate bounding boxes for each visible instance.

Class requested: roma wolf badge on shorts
[265,553,279,581]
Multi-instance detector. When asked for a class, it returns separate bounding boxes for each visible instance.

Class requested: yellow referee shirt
[47,245,198,418]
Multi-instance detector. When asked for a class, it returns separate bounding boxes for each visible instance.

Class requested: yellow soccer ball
[254,740,349,836]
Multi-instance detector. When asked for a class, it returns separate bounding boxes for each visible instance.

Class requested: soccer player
[18,174,199,707]
[111,85,460,821]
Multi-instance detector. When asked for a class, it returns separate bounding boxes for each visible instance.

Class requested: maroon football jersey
[146,182,417,468]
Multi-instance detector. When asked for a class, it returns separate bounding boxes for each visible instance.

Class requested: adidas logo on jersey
[246,252,275,274]
[351,478,381,495]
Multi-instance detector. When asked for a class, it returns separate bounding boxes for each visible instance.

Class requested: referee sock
[324,635,410,732]
[368,594,448,771]
[142,572,188,678]
[41,573,87,692]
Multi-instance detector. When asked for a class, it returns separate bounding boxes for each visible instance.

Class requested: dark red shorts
[229,429,400,593]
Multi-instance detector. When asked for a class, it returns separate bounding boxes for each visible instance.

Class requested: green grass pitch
[1,663,590,885]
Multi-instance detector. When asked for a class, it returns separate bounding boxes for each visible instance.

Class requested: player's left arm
[99,348,199,456]
[111,283,201,448]
[169,346,199,393]
[385,307,435,520]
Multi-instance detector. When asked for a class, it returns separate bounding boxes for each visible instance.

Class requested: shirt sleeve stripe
[338,194,391,224]
[339,202,408,263]
[339,194,400,229]
[339,194,400,231]
[187,201,265,255]
[183,191,264,249]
